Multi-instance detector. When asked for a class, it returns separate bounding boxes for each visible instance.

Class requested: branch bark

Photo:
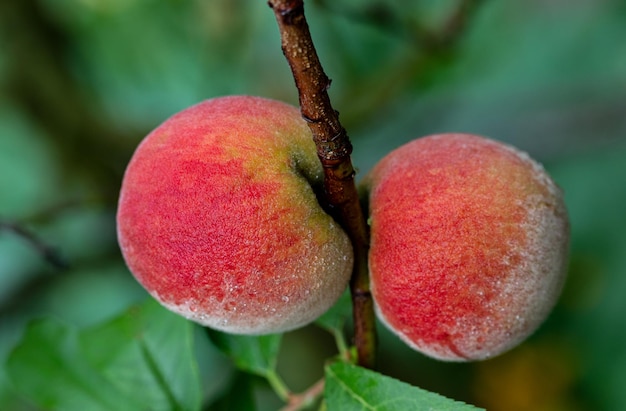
[268,0,376,369]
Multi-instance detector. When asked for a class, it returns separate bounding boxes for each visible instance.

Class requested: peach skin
[117,96,353,334]
[364,134,569,361]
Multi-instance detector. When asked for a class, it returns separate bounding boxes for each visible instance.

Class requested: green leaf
[207,371,257,411]
[324,362,484,411]
[316,290,352,333]
[6,299,201,411]
[6,320,141,411]
[207,331,282,378]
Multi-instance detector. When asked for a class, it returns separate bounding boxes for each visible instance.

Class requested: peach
[364,134,569,361]
[117,96,353,334]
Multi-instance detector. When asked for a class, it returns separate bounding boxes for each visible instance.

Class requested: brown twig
[268,0,376,369]
[280,378,325,411]
[0,219,68,269]
[413,0,484,51]
[312,0,483,49]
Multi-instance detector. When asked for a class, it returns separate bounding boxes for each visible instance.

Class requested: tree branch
[280,378,325,411]
[268,0,376,369]
[0,219,68,270]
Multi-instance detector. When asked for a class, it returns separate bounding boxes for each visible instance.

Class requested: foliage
[7,300,201,411]
[325,362,483,411]
[6,299,483,410]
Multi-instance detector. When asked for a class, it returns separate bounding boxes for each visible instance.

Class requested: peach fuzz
[364,134,569,361]
[117,96,353,334]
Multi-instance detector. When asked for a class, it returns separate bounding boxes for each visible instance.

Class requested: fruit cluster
[117,96,569,361]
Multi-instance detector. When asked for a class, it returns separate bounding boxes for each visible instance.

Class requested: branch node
[325,78,333,90]
[302,113,320,123]
[269,0,305,25]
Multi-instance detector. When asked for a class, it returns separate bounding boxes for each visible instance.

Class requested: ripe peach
[117,96,353,334]
[364,134,569,361]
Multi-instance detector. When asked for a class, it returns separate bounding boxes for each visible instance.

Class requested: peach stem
[268,0,376,369]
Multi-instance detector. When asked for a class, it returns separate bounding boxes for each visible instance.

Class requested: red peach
[117,96,353,334]
[364,134,569,361]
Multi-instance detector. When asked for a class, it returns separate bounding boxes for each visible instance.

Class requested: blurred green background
[1,0,625,410]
